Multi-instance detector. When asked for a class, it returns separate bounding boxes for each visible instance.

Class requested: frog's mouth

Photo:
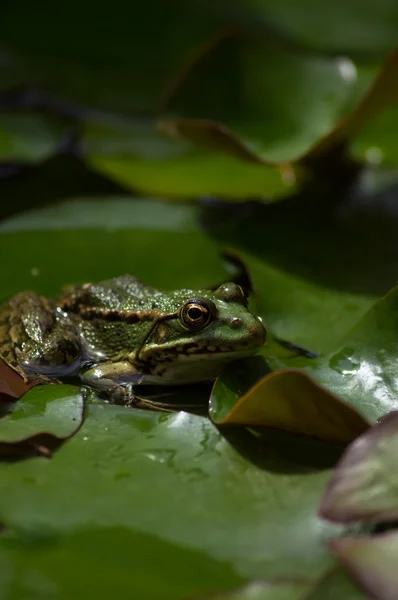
[138,336,264,373]
[136,344,261,385]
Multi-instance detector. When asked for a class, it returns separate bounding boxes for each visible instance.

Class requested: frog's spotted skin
[0,275,266,401]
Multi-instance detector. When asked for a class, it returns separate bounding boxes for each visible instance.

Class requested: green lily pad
[0,385,84,449]
[0,402,337,598]
[330,532,398,600]
[85,119,291,200]
[0,114,67,164]
[0,200,225,299]
[319,411,398,523]
[162,32,376,164]
[210,360,369,444]
[0,525,244,600]
[268,285,398,422]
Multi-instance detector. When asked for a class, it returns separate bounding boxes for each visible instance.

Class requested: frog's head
[137,283,266,385]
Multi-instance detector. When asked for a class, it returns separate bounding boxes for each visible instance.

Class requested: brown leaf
[211,368,370,444]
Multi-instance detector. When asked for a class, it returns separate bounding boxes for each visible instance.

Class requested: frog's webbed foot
[110,383,136,405]
[80,360,145,405]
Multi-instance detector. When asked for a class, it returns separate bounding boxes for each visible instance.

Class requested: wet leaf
[0,114,68,164]
[0,385,84,450]
[319,411,398,523]
[0,402,337,598]
[211,361,369,444]
[268,285,398,423]
[330,532,398,600]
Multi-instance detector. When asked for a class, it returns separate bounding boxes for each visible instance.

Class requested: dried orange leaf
[210,367,369,444]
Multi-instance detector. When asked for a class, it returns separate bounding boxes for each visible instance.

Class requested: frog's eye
[214,283,248,306]
[180,300,212,330]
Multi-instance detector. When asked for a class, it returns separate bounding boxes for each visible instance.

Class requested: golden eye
[180,300,212,330]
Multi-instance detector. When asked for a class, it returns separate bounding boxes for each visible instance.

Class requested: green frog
[0,275,266,403]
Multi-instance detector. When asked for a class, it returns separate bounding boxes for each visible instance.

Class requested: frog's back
[60,275,164,312]
[58,276,166,361]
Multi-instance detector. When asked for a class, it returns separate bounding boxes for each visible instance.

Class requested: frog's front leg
[79,361,145,404]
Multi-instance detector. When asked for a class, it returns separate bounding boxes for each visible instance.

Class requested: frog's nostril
[230,318,242,329]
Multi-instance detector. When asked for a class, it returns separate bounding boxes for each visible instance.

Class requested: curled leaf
[157,118,264,164]
[210,360,369,444]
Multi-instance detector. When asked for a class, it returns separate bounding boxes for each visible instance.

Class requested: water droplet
[143,448,176,466]
[337,57,357,82]
[329,348,360,376]
[83,436,89,441]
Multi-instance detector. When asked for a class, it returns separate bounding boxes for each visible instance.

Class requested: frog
[0,275,266,403]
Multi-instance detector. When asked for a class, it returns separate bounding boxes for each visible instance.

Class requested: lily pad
[268,285,398,422]
[330,532,398,600]
[0,402,337,598]
[85,119,291,200]
[0,385,84,456]
[319,411,398,523]
[161,34,397,163]
[0,200,225,299]
[162,32,363,164]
